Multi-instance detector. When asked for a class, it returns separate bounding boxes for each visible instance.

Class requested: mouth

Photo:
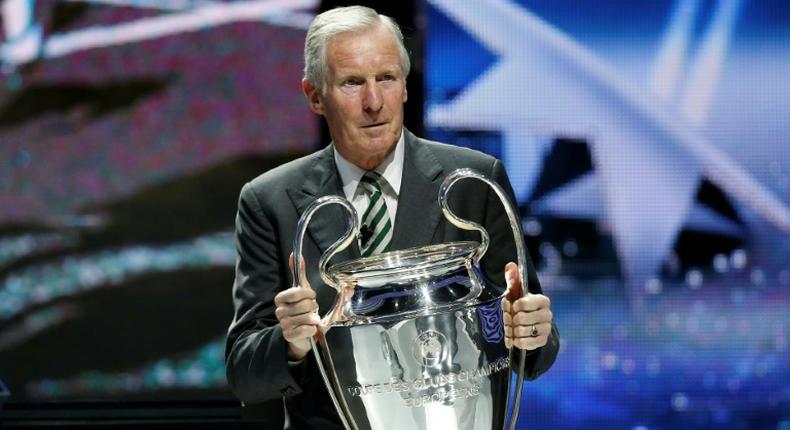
[361,122,387,129]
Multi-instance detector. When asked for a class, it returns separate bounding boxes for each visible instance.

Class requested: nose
[362,79,383,112]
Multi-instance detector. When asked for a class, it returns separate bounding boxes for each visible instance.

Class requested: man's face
[304,25,407,170]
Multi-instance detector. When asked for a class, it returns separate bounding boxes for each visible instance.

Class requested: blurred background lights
[562,239,578,258]
[713,253,729,273]
[671,392,689,412]
[730,249,747,270]
[750,268,765,286]
[779,270,790,286]
[523,218,542,236]
[686,269,703,289]
[601,352,619,370]
[645,277,662,294]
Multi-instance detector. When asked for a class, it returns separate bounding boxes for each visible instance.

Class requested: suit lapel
[286,145,362,259]
[391,130,445,250]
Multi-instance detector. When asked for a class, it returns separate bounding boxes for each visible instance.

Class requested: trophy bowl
[292,169,529,430]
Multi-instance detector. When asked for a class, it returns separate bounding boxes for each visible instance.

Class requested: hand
[274,253,320,360]
[502,262,553,350]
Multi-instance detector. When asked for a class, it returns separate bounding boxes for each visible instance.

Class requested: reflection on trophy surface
[292,169,530,430]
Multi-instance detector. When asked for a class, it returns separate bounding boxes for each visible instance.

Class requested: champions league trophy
[292,169,530,430]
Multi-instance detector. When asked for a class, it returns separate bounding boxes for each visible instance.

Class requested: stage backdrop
[425,0,789,429]
[0,0,319,401]
[1,1,788,430]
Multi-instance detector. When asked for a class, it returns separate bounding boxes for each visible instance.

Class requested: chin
[372,130,394,141]
[366,139,397,154]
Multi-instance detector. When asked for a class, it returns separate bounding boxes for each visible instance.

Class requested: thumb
[505,262,523,302]
[289,252,308,288]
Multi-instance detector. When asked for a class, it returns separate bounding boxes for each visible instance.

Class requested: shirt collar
[334,129,404,200]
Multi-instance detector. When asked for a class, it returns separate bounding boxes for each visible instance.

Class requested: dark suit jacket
[225,130,559,429]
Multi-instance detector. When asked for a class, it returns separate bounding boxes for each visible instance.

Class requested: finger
[275,298,319,320]
[282,310,320,328]
[282,323,318,343]
[512,308,553,326]
[280,312,320,335]
[501,297,511,313]
[274,286,316,307]
[511,334,548,350]
[509,329,550,351]
[512,325,532,338]
[512,294,550,313]
[512,322,551,338]
[508,321,551,349]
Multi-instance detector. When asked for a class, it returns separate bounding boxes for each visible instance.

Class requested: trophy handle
[292,195,359,291]
[438,170,490,263]
[438,168,529,430]
[292,195,359,430]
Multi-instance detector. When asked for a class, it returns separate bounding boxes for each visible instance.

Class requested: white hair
[303,6,411,92]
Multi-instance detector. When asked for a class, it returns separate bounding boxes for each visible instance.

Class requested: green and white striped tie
[359,171,393,256]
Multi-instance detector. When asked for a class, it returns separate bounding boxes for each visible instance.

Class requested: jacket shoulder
[246,150,323,192]
[416,136,500,170]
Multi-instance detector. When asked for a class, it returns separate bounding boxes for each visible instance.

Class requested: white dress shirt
[333,130,404,226]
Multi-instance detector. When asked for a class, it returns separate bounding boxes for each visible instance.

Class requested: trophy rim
[327,241,479,286]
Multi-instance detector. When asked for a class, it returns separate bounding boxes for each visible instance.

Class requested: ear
[402,85,408,103]
[302,79,324,114]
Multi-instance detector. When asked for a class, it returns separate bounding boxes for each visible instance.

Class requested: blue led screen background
[426,0,789,429]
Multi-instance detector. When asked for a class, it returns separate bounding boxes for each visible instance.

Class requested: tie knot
[360,171,385,195]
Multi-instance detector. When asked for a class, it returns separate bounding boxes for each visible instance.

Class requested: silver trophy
[292,168,530,430]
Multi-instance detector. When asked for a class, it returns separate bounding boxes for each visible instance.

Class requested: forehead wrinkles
[331,55,401,79]
[325,28,402,78]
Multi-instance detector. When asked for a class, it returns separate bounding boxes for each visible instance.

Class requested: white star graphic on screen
[426,0,790,289]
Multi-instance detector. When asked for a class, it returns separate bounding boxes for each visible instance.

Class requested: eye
[343,78,363,86]
[380,74,396,81]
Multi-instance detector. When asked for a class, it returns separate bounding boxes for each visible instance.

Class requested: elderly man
[225,5,559,429]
